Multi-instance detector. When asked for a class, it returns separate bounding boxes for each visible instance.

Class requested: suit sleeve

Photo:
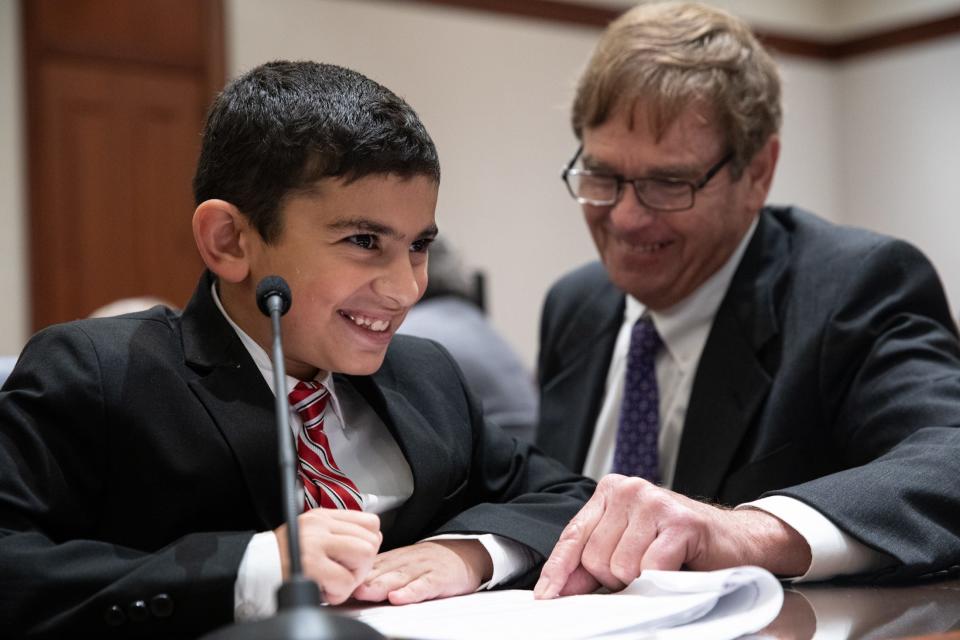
[0,324,251,638]
[417,341,595,588]
[772,239,960,581]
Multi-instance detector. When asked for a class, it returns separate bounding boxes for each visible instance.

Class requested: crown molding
[390,0,960,60]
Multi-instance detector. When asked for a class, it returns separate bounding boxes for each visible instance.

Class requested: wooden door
[23,0,224,329]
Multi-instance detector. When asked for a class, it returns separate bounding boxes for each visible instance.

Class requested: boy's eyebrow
[328,218,439,240]
[418,223,440,239]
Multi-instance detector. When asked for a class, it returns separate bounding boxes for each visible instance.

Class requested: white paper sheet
[339,566,783,640]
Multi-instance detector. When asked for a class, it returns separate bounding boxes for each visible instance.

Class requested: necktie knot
[289,381,330,430]
[630,316,662,352]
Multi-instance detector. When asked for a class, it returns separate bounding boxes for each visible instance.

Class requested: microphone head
[256,276,292,317]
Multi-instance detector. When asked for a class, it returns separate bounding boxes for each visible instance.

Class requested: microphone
[256,275,292,317]
[201,276,383,640]
[256,276,309,589]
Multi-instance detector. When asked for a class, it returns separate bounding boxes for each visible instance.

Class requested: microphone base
[278,577,324,609]
[200,579,384,640]
[201,606,385,640]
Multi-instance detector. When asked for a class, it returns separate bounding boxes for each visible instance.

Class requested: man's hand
[274,509,382,605]
[533,474,812,599]
[351,540,494,605]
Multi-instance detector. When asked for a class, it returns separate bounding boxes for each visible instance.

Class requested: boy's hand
[350,540,493,605]
[274,509,382,605]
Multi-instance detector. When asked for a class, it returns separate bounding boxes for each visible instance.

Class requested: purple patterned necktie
[612,316,663,482]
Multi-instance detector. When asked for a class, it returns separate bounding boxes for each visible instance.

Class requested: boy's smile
[226,174,439,380]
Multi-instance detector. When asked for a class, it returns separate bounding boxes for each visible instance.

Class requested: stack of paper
[340,566,783,639]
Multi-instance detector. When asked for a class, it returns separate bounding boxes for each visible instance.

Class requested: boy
[0,61,592,637]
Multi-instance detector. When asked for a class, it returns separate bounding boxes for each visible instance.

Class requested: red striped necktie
[288,380,363,511]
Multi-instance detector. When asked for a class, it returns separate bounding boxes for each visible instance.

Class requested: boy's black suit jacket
[0,271,593,638]
[537,206,960,582]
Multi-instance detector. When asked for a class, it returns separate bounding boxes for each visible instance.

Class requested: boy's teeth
[347,313,389,332]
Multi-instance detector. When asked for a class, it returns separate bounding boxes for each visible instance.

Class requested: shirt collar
[626,216,759,367]
[209,281,346,422]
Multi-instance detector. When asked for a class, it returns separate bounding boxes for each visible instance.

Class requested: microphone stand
[202,277,383,640]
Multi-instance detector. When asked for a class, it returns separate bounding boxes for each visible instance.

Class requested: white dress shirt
[582,217,890,582]
[208,286,532,620]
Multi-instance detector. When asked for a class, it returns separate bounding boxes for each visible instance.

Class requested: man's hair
[572,1,781,176]
[193,61,440,242]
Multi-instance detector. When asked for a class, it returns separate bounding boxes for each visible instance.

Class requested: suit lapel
[180,272,282,528]
[673,212,787,501]
[544,277,623,471]
[336,373,455,548]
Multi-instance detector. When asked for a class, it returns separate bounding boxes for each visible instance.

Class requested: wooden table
[756,578,960,639]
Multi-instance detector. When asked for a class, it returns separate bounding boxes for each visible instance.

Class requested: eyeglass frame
[561,145,735,212]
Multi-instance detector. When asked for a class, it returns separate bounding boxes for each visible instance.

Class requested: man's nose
[609,184,657,231]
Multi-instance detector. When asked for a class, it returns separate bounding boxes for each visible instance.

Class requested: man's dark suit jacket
[536,206,960,582]
[0,272,593,638]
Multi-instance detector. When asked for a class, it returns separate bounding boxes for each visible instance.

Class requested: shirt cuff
[234,531,283,621]
[424,533,536,589]
[738,495,894,582]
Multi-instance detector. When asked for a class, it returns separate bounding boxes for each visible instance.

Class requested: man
[0,61,592,637]
[534,1,960,600]
[398,238,538,442]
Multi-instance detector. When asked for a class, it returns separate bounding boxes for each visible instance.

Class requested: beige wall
[1,0,959,365]
[839,38,960,309]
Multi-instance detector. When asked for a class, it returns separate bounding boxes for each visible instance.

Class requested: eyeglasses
[561,146,734,212]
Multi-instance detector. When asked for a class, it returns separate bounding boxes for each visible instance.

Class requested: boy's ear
[192,199,255,284]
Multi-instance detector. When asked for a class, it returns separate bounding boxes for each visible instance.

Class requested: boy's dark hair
[192,61,440,243]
